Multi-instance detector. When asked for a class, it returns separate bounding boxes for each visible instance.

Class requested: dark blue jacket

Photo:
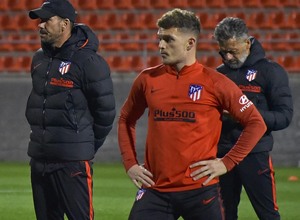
[26,24,116,161]
[217,37,293,155]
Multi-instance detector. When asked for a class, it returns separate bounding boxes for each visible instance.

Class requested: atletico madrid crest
[189,84,203,101]
[59,61,71,75]
[246,69,257,82]
[135,189,146,201]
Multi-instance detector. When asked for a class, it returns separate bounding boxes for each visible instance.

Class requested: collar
[165,61,201,76]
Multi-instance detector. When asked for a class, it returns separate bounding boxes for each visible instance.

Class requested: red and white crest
[188,85,203,101]
[246,69,257,82]
[59,61,71,75]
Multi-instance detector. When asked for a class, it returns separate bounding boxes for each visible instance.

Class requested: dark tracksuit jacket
[26,24,116,161]
[217,37,293,156]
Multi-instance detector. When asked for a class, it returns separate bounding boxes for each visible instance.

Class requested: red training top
[118,61,266,192]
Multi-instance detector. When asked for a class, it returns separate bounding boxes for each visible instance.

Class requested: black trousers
[30,159,94,220]
[218,152,280,220]
[129,184,224,220]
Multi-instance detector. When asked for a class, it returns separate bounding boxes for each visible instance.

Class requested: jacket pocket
[65,90,79,132]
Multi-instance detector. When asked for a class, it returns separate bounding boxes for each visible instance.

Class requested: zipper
[42,57,52,139]
[68,90,79,133]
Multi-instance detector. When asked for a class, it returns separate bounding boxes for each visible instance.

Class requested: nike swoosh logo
[70,171,83,177]
[257,168,269,175]
[202,196,216,205]
[33,63,42,70]
[150,88,161,93]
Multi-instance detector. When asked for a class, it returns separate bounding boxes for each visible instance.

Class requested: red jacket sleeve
[118,74,147,171]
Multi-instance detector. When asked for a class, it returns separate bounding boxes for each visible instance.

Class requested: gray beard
[224,54,248,69]
[225,61,243,69]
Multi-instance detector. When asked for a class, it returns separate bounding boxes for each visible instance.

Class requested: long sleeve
[214,75,267,171]
[259,64,293,131]
[118,74,147,171]
[83,54,116,151]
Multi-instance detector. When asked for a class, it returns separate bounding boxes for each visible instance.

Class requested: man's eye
[221,51,238,55]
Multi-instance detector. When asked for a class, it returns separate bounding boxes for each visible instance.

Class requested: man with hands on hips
[118,9,267,220]
[129,158,227,189]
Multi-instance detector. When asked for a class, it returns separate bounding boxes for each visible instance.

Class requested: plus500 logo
[153,108,196,122]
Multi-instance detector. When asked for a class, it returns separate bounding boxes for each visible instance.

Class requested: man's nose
[38,22,45,29]
[158,41,163,49]
[224,52,234,60]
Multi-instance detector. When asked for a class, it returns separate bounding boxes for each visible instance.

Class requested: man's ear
[186,38,196,50]
[62,18,70,30]
[246,38,251,50]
